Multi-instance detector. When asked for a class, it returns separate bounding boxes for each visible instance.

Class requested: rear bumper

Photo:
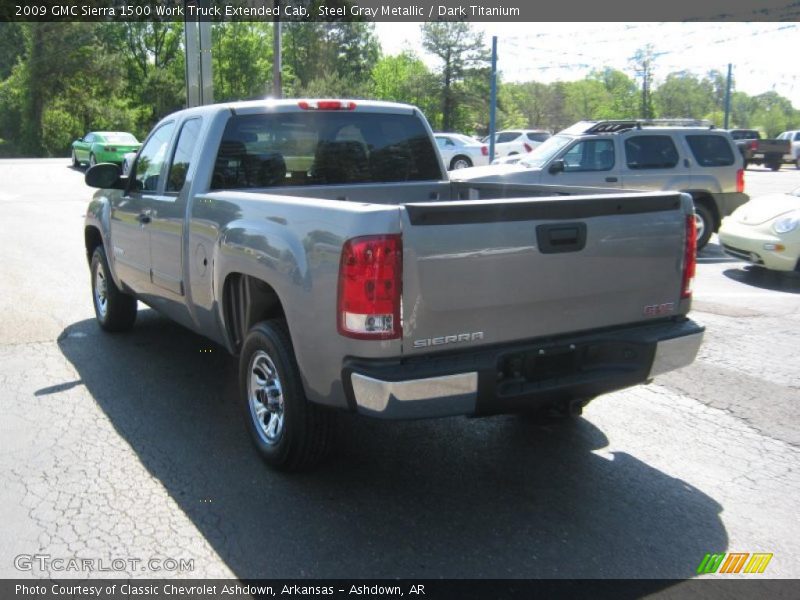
[343,319,704,419]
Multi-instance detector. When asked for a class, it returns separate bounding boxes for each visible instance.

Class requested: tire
[450,155,472,170]
[742,159,748,170]
[90,246,137,332]
[693,203,714,250]
[769,161,781,171]
[795,157,800,170]
[89,153,97,168]
[71,149,80,168]
[239,320,333,471]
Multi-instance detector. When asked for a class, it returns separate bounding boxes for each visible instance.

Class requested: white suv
[455,120,748,249]
[484,129,551,158]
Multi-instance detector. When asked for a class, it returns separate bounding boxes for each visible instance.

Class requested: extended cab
[455,120,749,249]
[83,101,704,470]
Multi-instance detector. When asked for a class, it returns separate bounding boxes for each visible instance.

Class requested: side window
[527,132,550,142]
[497,132,519,143]
[166,118,201,192]
[794,132,800,141]
[84,134,95,143]
[561,139,615,172]
[686,135,735,167]
[625,135,679,169]
[132,122,175,192]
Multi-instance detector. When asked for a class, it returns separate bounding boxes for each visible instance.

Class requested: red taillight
[682,215,697,299]
[481,145,488,156]
[523,143,533,152]
[337,235,402,340]
[298,100,357,111]
[748,140,758,151]
[736,168,745,193]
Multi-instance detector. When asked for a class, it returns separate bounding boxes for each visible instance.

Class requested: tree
[370,52,440,125]
[421,22,489,131]
[631,44,657,119]
[283,22,380,96]
[212,22,272,101]
[654,71,714,120]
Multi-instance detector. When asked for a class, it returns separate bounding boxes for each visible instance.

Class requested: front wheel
[90,246,137,331]
[693,204,714,250]
[71,149,80,168]
[89,153,97,168]
[239,320,333,471]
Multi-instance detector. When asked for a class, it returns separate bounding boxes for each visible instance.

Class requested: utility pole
[723,63,733,129]
[184,0,213,107]
[272,0,282,98]
[488,36,497,162]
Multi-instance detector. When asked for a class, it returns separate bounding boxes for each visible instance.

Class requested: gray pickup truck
[83,99,704,470]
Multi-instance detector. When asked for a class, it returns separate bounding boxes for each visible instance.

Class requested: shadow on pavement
[55,310,727,581]
[696,240,739,264]
[723,266,800,293]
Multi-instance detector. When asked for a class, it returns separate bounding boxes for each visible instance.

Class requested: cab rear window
[686,135,735,167]
[211,112,441,189]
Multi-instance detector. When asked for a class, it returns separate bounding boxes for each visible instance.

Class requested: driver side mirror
[548,159,565,174]
[85,163,126,190]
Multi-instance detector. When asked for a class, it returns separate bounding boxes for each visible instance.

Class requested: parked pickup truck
[83,100,704,471]
[728,129,790,171]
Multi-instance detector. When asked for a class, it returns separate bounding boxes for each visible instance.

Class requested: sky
[373,22,800,108]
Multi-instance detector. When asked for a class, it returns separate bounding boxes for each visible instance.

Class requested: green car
[71,131,141,168]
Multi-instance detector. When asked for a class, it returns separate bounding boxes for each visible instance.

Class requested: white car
[434,133,490,170]
[484,129,551,159]
[719,187,800,272]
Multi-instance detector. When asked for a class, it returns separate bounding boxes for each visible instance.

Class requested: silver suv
[455,120,749,249]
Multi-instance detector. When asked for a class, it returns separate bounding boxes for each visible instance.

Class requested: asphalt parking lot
[0,160,798,581]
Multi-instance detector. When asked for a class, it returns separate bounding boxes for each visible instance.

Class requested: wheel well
[451,154,470,164]
[85,226,103,263]
[688,193,720,232]
[223,273,286,353]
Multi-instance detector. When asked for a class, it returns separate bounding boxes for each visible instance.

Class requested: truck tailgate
[401,192,691,355]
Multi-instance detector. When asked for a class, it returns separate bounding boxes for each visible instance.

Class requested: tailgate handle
[536,223,587,254]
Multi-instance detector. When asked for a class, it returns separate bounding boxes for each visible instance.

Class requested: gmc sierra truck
[83,99,704,471]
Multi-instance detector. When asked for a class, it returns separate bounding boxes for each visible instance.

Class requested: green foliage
[212,22,273,101]
[0,22,798,157]
[421,22,490,132]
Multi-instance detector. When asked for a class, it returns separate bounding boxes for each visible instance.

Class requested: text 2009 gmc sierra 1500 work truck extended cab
[83,99,704,471]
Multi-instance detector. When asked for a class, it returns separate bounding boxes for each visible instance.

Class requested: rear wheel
[693,203,714,250]
[90,246,137,332]
[450,155,472,170]
[769,161,781,171]
[239,320,333,471]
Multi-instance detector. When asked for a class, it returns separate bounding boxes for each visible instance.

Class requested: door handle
[605,177,618,182]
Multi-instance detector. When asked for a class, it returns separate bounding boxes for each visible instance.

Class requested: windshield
[448,134,478,145]
[519,135,574,168]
